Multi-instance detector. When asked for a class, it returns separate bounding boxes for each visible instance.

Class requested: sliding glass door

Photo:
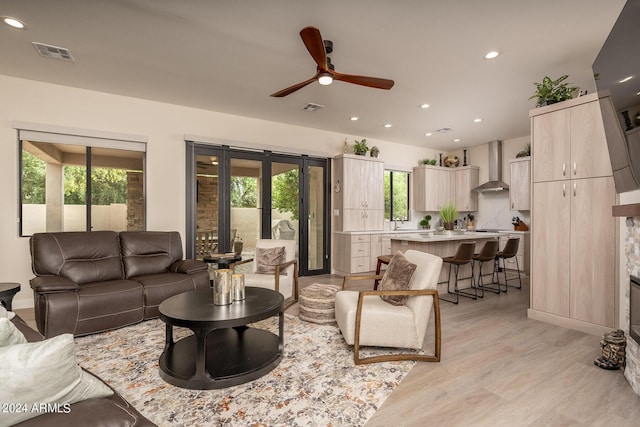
[186,143,329,275]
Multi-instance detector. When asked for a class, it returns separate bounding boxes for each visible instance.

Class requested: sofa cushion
[134,273,200,318]
[0,334,113,426]
[0,317,27,346]
[30,231,124,285]
[120,231,184,278]
[379,251,417,306]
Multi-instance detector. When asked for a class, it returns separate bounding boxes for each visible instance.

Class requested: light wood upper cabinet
[334,154,384,232]
[532,97,612,183]
[413,165,476,212]
[509,157,530,211]
[454,166,479,212]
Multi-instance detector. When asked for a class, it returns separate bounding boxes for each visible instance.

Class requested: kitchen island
[389,231,502,286]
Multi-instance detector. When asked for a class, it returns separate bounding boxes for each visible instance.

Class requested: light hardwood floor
[16,273,640,426]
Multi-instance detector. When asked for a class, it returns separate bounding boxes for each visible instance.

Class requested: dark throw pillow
[255,246,287,276]
[379,251,417,306]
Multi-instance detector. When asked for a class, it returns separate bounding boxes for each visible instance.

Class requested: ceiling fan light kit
[271,26,394,97]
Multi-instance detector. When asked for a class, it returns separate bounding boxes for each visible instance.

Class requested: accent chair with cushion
[233,238,299,308]
[335,250,443,365]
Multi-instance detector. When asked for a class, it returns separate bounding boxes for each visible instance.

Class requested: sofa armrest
[30,276,79,293]
[169,259,207,274]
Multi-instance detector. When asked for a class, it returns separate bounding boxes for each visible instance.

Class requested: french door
[185,143,330,276]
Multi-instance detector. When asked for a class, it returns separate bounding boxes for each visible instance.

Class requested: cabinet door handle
[573,182,577,197]
[573,162,577,176]
[563,163,566,176]
[511,202,514,209]
[562,184,566,197]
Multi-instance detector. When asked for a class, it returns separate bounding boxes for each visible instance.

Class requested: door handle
[563,163,566,176]
[573,182,576,197]
[563,183,566,197]
[573,162,576,176]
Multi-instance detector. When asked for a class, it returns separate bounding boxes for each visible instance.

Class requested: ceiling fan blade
[300,26,328,71]
[270,76,318,97]
[333,72,395,90]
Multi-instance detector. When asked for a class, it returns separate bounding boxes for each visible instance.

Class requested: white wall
[0,75,434,309]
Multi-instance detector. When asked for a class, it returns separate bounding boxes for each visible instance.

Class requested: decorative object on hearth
[594,329,626,370]
[353,138,368,155]
[443,155,459,168]
[213,269,232,305]
[529,75,578,107]
[270,26,394,97]
[440,203,458,230]
[370,146,380,158]
[74,315,415,426]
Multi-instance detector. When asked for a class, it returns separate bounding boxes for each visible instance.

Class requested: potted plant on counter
[419,214,432,229]
[439,203,458,230]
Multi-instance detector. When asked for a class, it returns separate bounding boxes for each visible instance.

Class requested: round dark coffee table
[158,287,284,390]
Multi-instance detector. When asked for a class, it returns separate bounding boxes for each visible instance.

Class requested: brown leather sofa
[30,231,209,338]
[11,314,157,427]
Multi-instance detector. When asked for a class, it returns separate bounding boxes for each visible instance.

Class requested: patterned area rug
[74,314,416,426]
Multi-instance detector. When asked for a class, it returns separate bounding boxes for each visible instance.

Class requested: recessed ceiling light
[473,118,483,123]
[2,16,26,29]
[420,103,430,109]
[384,124,392,128]
[350,116,359,121]
[453,139,461,142]
[484,50,501,59]
[619,76,633,83]
[425,132,433,137]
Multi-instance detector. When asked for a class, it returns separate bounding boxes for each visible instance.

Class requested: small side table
[0,283,21,311]
[203,254,243,270]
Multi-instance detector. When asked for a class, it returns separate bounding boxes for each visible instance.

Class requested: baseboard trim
[527,308,613,337]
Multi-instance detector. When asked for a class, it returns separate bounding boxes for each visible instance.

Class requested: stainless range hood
[472,140,509,192]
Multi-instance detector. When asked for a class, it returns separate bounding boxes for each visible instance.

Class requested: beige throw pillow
[255,246,287,276]
[0,333,113,425]
[379,251,417,306]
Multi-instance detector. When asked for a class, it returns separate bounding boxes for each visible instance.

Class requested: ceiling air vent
[301,103,324,112]
[32,42,75,62]
[436,127,453,133]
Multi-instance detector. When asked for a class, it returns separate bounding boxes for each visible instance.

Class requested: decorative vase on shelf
[370,146,380,158]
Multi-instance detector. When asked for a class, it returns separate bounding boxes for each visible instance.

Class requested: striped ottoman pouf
[299,283,341,324]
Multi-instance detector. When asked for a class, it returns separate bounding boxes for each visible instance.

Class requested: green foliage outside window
[384,170,409,220]
[272,169,299,220]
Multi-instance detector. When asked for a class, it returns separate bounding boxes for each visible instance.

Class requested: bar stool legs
[472,239,500,297]
[438,242,477,304]
[493,238,522,292]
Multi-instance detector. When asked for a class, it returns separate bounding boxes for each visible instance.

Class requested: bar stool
[438,241,476,304]
[374,254,392,290]
[493,237,522,292]
[472,240,500,297]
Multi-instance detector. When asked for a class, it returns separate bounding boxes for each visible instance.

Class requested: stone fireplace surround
[618,201,640,395]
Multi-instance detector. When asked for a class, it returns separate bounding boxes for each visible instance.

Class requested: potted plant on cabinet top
[529,75,578,107]
[439,203,458,230]
[419,214,432,229]
[353,139,368,155]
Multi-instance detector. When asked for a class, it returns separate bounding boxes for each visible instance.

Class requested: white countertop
[387,231,502,243]
[334,229,528,237]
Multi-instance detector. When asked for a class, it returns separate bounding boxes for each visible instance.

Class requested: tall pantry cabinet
[529,93,617,333]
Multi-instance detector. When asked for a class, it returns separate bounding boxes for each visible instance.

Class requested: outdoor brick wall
[197,176,218,232]
[126,171,144,231]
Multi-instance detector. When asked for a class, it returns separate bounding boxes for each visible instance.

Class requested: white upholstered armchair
[335,250,443,365]
[233,239,299,308]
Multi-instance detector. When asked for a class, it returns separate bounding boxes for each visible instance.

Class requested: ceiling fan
[270,26,395,97]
